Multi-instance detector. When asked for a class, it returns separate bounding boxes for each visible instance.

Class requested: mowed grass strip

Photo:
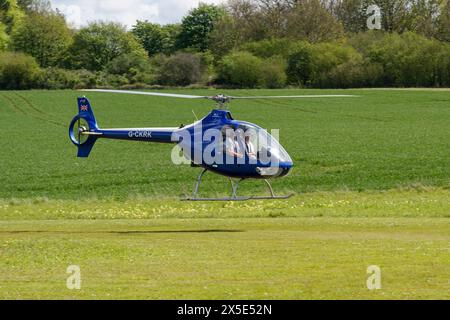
[1,188,449,220]
[0,218,448,300]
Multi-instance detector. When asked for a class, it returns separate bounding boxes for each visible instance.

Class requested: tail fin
[69,97,100,158]
[78,97,98,129]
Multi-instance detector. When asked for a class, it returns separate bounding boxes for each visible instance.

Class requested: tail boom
[70,97,178,158]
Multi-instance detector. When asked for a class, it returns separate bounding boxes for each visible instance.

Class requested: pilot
[222,126,243,159]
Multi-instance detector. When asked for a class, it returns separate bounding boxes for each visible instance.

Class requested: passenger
[245,135,257,159]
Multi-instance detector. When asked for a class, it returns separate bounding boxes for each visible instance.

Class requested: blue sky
[50,0,226,28]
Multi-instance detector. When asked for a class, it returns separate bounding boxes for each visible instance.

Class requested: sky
[50,0,226,29]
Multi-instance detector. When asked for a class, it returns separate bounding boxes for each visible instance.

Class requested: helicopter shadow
[1,229,245,235]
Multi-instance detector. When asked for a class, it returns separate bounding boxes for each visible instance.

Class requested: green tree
[285,0,344,42]
[408,0,443,37]
[177,3,225,52]
[215,0,343,45]
[257,0,293,38]
[222,0,266,43]
[68,22,147,71]
[132,21,165,56]
[330,0,368,33]
[209,12,240,59]
[162,24,181,54]
[11,11,72,67]
[17,0,51,13]
[0,21,8,49]
[0,0,24,33]
[330,0,445,36]
[132,21,180,56]
[437,0,450,42]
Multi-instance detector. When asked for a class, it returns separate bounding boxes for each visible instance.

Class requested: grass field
[0,217,448,300]
[0,89,449,299]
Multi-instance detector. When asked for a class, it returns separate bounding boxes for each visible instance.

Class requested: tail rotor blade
[77,118,81,145]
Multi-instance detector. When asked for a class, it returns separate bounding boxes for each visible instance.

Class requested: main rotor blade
[230,95,358,99]
[81,89,207,99]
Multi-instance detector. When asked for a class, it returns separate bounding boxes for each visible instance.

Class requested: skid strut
[184,169,294,201]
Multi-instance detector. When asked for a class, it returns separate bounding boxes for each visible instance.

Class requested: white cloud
[51,0,226,29]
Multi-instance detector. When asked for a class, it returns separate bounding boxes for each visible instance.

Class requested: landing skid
[186,197,253,202]
[183,169,294,202]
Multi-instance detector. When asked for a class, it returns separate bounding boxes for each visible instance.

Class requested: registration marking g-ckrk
[128,131,153,138]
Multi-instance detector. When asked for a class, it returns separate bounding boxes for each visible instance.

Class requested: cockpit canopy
[231,123,293,164]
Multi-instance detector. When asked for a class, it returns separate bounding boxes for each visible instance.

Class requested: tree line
[0,0,449,90]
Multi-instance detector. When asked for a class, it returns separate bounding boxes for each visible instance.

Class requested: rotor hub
[210,94,231,109]
[70,117,90,145]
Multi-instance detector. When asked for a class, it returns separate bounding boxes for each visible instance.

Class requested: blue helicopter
[69,90,355,201]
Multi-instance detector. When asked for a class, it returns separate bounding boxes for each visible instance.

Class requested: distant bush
[156,52,203,86]
[310,43,361,78]
[366,32,450,87]
[41,68,99,89]
[286,45,313,86]
[106,53,155,85]
[285,41,386,88]
[0,52,41,89]
[242,39,295,59]
[101,73,130,87]
[347,31,387,56]
[261,56,287,88]
[196,50,216,85]
[318,59,384,88]
[76,69,102,89]
[217,51,263,88]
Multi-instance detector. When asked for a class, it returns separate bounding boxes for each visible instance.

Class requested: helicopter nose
[256,161,293,178]
[278,162,293,177]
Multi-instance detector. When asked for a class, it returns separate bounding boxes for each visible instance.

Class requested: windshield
[235,123,292,164]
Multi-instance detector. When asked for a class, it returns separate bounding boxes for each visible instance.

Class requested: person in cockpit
[222,126,244,159]
[245,134,257,159]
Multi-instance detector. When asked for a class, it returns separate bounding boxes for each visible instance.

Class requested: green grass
[0,89,449,299]
[0,217,448,299]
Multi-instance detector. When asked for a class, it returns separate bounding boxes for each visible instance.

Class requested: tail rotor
[69,97,100,158]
